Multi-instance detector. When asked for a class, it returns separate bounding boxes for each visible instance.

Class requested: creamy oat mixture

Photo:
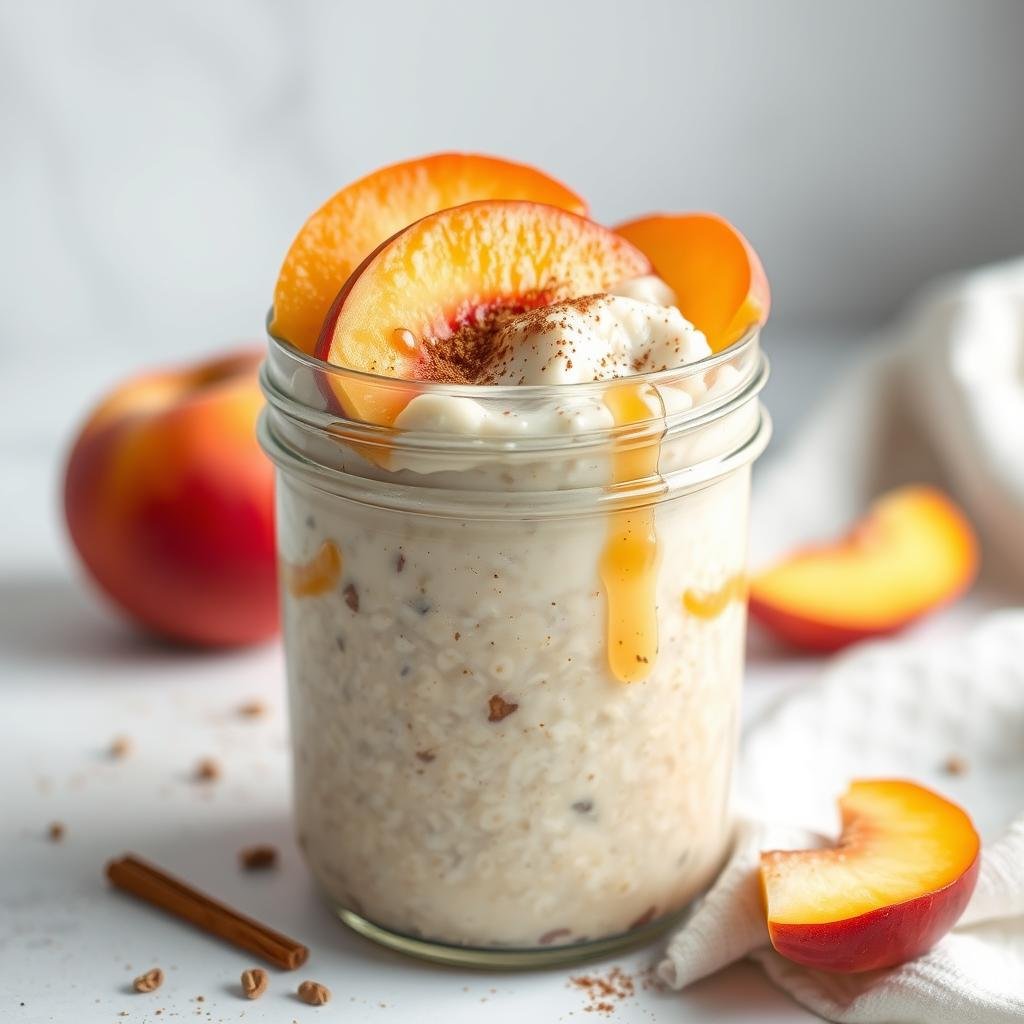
[277,278,755,948]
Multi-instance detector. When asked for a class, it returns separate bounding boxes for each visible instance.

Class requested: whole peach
[64,348,277,646]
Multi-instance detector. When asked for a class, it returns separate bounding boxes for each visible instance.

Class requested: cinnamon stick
[106,853,308,970]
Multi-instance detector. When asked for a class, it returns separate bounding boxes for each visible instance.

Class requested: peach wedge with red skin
[316,200,652,425]
[272,153,588,355]
[749,486,979,652]
[614,213,770,352]
[64,349,277,647]
[761,779,980,973]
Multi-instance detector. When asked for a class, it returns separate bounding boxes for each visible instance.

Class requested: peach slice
[272,153,588,354]
[748,486,978,652]
[614,213,769,351]
[761,779,980,973]
[316,200,652,424]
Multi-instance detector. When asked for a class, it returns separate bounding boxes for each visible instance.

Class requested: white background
[2,0,1024,372]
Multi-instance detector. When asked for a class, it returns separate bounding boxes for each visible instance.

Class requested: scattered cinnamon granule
[539,927,571,945]
[396,553,406,573]
[638,963,667,992]
[238,700,266,718]
[414,291,552,384]
[570,966,636,1015]
[488,695,519,722]
[344,583,359,612]
[47,821,65,842]
[109,735,133,759]
[297,980,330,1005]
[944,754,969,776]
[415,750,436,763]
[133,967,164,993]
[239,844,278,870]
[195,757,221,782]
[241,968,268,1000]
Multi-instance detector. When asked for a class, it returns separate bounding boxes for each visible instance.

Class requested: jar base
[334,903,685,969]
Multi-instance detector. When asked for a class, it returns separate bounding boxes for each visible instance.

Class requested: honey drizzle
[599,384,662,683]
[682,574,748,620]
[283,539,342,598]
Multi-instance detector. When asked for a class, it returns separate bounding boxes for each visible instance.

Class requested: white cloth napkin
[660,613,1024,1021]
[660,260,1024,1021]
[749,258,1024,583]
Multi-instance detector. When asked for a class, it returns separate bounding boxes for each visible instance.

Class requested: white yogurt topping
[394,277,711,438]
[482,293,709,385]
[608,273,679,308]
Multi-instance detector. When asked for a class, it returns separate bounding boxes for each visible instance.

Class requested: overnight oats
[259,154,771,965]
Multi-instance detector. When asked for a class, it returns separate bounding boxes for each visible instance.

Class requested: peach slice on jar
[614,213,770,352]
[315,200,652,424]
[271,153,588,355]
[749,486,979,652]
[761,779,980,973]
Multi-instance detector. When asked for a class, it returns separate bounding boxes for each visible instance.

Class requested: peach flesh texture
[271,152,588,355]
[614,212,770,352]
[315,200,653,425]
[761,780,980,973]
[748,486,979,652]
[64,349,277,647]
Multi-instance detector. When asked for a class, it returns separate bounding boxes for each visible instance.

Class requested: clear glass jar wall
[259,326,770,966]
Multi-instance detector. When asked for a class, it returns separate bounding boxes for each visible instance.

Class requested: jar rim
[264,307,762,403]
[259,401,772,520]
[260,307,771,518]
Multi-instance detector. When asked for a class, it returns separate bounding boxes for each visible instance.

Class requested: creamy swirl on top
[481,294,709,385]
[428,275,709,387]
[393,276,712,437]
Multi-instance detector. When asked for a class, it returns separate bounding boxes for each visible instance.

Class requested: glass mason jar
[259,322,770,967]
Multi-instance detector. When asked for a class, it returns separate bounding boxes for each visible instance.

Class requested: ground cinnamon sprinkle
[238,844,278,870]
[488,694,519,722]
[415,290,554,384]
[109,735,133,759]
[638,963,667,992]
[344,583,359,612]
[569,966,636,1014]
[47,821,65,842]
[238,700,266,718]
[194,757,220,782]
